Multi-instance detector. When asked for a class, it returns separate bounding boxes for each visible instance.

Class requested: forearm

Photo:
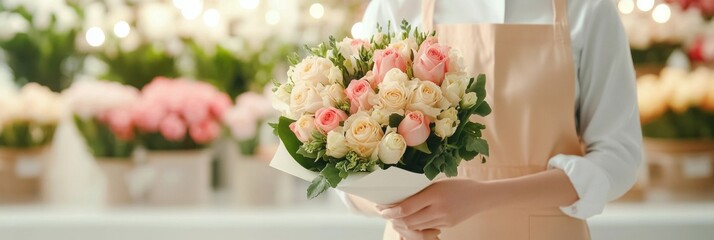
[478,169,579,210]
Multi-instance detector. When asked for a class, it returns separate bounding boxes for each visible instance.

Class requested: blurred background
[0,0,713,239]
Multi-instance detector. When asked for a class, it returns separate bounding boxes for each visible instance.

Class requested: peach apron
[383,0,590,239]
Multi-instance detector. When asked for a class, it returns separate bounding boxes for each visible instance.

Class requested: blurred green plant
[642,108,714,139]
[189,40,294,98]
[0,122,56,149]
[99,44,179,89]
[74,116,135,158]
[0,6,84,92]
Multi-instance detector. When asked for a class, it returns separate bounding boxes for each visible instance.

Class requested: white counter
[1,203,713,240]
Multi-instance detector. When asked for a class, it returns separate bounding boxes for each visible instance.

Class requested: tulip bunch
[272,21,491,198]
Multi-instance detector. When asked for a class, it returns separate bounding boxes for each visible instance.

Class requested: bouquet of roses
[271,21,491,203]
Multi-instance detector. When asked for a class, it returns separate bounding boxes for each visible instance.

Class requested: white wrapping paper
[270,142,433,205]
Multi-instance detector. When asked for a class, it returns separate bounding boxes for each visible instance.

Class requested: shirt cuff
[548,154,611,219]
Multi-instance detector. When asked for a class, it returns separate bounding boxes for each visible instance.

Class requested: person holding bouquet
[353,0,642,239]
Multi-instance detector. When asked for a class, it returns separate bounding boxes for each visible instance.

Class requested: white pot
[0,147,47,204]
[223,143,292,207]
[96,158,134,206]
[143,149,213,206]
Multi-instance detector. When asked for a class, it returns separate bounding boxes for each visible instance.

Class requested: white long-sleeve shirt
[360,0,643,219]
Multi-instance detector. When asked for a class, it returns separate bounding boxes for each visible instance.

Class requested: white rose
[439,107,459,122]
[321,84,347,108]
[344,112,384,158]
[378,128,407,164]
[292,56,343,86]
[408,81,450,119]
[370,106,400,126]
[292,114,316,142]
[388,38,418,60]
[434,118,457,139]
[461,92,477,109]
[326,127,349,158]
[289,82,323,118]
[271,83,292,114]
[441,72,469,107]
[372,32,386,45]
[380,68,410,86]
[447,48,466,73]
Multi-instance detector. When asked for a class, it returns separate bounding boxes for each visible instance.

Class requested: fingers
[390,206,443,230]
[408,218,448,231]
[393,224,441,240]
[380,193,431,219]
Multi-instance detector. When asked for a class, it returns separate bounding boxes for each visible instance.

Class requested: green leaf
[268,122,279,136]
[307,176,330,199]
[321,164,343,188]
[443,154,459,177]
[466,138,490,157]
[413,142,432,154]
[277,116,317,170]
[474,101,492,117]
[459,148,478,161]
[296,146,318,159]
[424,163,440,180]
[389,114,405,128]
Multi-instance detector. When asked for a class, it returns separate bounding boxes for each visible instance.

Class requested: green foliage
[0,121,56,149]
[642,108,714,139]
[138,132,202,151]
[0,6,85,92]
[73,116,135,158]
[100,44,178,89]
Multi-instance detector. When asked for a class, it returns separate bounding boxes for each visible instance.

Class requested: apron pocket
[529,215,590,240]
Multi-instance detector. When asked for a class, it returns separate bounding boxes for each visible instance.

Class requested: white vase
[96,158,134,206]
[0,147,47,204]
[143,149,212,206]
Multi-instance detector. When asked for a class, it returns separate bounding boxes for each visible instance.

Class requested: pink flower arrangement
[223,91,276,155]
[133,77,230,146]
[65,80,140,141]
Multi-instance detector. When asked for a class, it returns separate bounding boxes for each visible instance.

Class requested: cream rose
[321,84,347,108]
[448,48,465,74]
[388,38,418,60]
[272,83,292,114]
[289,114,316,143]
[461,92,477,109]
[326,127,349,158]
[439,107,459,122]
[434,118,457,139]
[290,82,323,118]
[292,56,343,86]
[441,72,469,107]
[408,80,450,119]
[344,112,384,158]
[377,70,415,112]
[378,128,407,165]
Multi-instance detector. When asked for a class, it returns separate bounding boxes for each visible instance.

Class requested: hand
[390,222,441,240]
[378,179,489,231]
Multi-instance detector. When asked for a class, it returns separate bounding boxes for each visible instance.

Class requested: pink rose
[133,102,168,132]
[350,39,371,53]
[414,41,451,85]
[398,111,431,146]
[105,107,135,141]
[159,113,186,141]
[181,99,210,125]
[372,48,408,87]
[189,120,221,144]
[345,79,376,114]
[209,93,232,119]
[290,115,316,143]
[314,107,348,134]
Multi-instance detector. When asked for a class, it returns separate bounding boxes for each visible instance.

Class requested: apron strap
[421,0,436,32]
[552,0,571,43]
